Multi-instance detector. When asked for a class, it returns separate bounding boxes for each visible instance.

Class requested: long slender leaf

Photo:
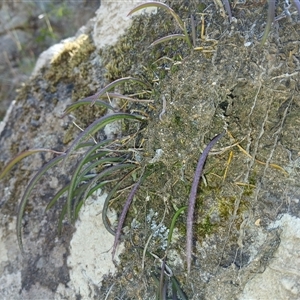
[63,113,145,169]
[61,100,115,118]
[17,154,65,252]
[81,164,136,205]
[150,34,187,47]
[111,167,154,259]
[102,169,138,236]
[128,2,193,48]
[186,132,224,274]
[70,182,91,221]
[67,163,136,221]
[71,157,124,220]
[223,0,232,22]
[66,139,113,216]
[16,142,92,252]
[0,149,64,180]
[101,92,154,103]
[171,276,188,300]
[128,1,185,31]
[167,206,187,248]
[58,203,67,235]
[45,184,69,211]
[83,77,152,105]
[111,173,143,259]
[73,180,113,220]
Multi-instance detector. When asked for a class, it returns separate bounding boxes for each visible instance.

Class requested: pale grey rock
[239,214,300,300]
[93,0,156,48]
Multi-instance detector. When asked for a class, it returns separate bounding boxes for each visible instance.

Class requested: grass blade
[61,100,115,118]
[17,154,65,252]
[128,1,185,31]
[57,203,67,235]
[102,92,154,103]
[16,142,92,252]
[81,164,136,204]
[186,132,224,274]
[67,163,136,221]
[167,206,187,248]
[63,113,145,168]
[223,0,232,22]
[45,184,69,211]
[150,34,187,47]
[102,169,138,236]
[66,139,113,218]
[0,149,64,180]
[171,276,188,300]
[111,167,154,259]
[73,180,113,220]
[71,157,124,220]
[83,77,152,105]
[111,173,143,259]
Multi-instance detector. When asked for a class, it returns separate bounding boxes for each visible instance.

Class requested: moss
[196,214,215,236]
[45,34,95,87]
[100,8,190,84]
[218,196,237,220]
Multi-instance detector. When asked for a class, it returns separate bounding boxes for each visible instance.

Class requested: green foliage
[0,78,148,252]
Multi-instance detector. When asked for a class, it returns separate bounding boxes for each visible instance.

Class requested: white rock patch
[67,190,123,298]
[239,214,300,300]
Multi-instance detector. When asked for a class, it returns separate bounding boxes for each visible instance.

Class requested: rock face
[1,1,300,299]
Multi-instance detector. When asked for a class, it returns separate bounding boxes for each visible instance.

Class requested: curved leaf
[17,142,92,252]
[45,184,69,211]
[67,163,136,220]
[150,34,187,47]
[102,170,137,236]
[0,149,64,180]
[167,206,187,247]
[71,157,124,220]
[17,154,65,252]
[261,0,275,45]
[186,132,224,274]
[128,1,185,31]
[66,139,113,217]
[57,203,67,235]
[73,180,113,220]
[101,92,154,103]
[63,113,145,168]
[83,77,152,105]
[61,100,115,118]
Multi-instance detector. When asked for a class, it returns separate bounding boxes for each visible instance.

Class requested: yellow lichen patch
[44,34,95,88]
[50,34,92,65]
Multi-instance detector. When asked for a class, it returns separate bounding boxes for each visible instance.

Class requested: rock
[1,0,300,299]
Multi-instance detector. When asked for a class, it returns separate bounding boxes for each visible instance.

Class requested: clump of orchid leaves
[0,77,151,253]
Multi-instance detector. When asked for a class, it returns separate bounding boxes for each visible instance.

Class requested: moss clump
[45,34,95,88]
[100,8,191,83]
[196,214,215,236]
